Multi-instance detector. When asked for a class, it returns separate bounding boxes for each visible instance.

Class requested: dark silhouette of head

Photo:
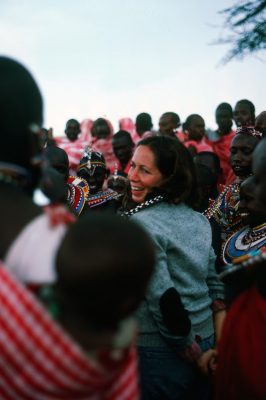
[91,118,113,139]
[215,103,233,135]
[159,112,181,136]
[0,57,43,171]
[183,114,205,142]
[65,119,80,142]
[55,213,155,331]
[135,113,153,137]
[255,111,266,137]
[43,146,69,183]
[112,130,134,167]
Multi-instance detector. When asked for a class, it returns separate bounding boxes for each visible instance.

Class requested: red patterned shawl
[0,266,139,400]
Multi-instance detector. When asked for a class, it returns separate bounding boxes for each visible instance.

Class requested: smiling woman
[121,135,225,399]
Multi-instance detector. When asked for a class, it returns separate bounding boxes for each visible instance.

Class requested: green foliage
[218,0,266,63]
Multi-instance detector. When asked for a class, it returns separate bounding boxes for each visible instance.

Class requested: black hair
[215,103,233,117]
[235,99,256,122]
[66,119,80,128]
[113,130,134,145]
[183,114,203,131]
[43,146,69,168]
[137,136,198,208]
[0,57,43,168]
[161,112,180,125]
[135,113,153,133]
[194,151,221,174]
[91,118,112,139]
[55,213,155,330]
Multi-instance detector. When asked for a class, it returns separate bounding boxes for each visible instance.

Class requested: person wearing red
[206,103,235,184]
[112,130,135,175]
[90,117,118,174]
[183,114,213,156]
[215,137,266,400]
[55,119,88,175]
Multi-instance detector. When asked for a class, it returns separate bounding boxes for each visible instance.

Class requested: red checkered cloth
[0,266,139,400]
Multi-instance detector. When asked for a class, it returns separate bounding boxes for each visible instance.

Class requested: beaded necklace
[120,195,165,218]
[219,249,266,281]
[87,189,120,208]
[203,178,248,239]
[222,222,266,265]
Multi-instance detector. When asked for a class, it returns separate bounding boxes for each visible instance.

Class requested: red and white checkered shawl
[0,266,139,400]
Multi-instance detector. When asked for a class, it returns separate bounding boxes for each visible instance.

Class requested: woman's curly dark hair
[137,136,199,208]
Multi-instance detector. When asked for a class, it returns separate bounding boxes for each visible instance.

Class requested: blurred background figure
[183,114,213,156]
[233,99,256,127]
[255,111,266,137]
[135,112,154,139]
[79,118,94,142]
[119,117,139,143]
[55,118,88,175]
[158,111,181,137]
[206,103,236,184]
[91,117,117,173]
[112,130,135,174]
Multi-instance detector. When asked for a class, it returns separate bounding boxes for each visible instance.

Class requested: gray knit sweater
[132,201,224,350]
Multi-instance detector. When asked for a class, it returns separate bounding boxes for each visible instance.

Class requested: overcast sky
[1,0,265,134]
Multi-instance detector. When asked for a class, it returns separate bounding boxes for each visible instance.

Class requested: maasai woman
[120,135,225,399]
[222,139,266,267]
[204,126,262,246]
[77,146,120,212]
[214,138,266,400]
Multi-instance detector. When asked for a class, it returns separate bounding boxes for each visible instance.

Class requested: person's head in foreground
[54,213,155,349]
[0,56,43,194]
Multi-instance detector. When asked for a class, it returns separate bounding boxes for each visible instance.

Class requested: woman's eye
[141,167,150,174]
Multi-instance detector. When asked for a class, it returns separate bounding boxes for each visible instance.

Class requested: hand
[196,348,217,375]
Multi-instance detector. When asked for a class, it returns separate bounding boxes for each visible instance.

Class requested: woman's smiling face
[128,145,164,203]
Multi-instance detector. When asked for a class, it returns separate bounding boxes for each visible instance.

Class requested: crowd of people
[0,55,266,400]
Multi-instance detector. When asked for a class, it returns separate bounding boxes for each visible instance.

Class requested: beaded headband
[236,126,262,139]
[78,146,106,176]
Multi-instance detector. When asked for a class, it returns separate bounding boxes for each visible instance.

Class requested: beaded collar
[120,195,165,218]
[219,249,266,282]
[222,222,266,265]
[87,189,120,208]
[203,178,249,238]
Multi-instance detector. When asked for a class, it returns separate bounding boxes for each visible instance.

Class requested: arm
[142,227,200,357]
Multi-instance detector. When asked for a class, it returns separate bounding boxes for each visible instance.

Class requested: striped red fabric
[55,137,89,173]
[0,266,139,399]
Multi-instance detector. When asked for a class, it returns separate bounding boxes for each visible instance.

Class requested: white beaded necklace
[120,195,165,217]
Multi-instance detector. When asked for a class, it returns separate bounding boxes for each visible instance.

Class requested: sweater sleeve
[206,246,225,301]
[144,228,198,350]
